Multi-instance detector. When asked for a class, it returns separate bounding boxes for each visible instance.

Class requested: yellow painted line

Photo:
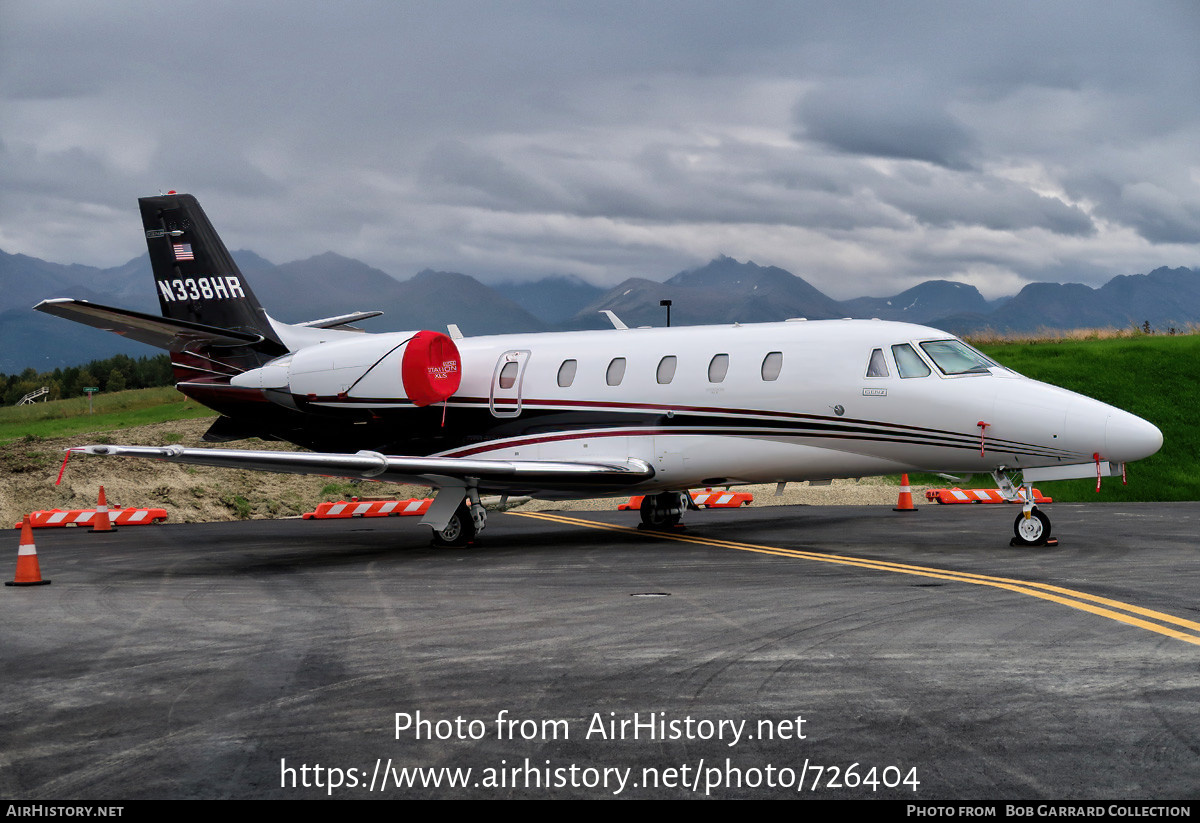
[510,511,1200,647]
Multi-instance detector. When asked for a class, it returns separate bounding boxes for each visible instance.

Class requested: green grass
[922,334,1198,502]
[0,386,213,444]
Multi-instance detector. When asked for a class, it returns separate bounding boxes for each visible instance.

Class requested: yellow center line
[510,511,1200,647]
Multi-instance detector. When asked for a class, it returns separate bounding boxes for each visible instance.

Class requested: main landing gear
[431,499,487,548]
[638,491,689,531]
[994,469,1057,547]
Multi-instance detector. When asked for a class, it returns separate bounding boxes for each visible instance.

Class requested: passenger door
[490,350,530,418]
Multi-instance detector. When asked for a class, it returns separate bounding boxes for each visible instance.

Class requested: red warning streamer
[55,448,82,486]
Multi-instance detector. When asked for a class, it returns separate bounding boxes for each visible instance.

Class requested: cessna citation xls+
[36,193,1162,547]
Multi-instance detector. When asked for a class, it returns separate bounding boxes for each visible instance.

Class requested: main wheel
[432,501,477,548]
[639,491,686,529]
[1012,507,1051,546]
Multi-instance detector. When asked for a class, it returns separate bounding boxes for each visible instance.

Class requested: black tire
[1012,507,1051,546]
[640,492,685,529]
[432,502,477,548]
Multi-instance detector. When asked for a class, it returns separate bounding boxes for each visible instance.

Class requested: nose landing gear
[994,469,1058,547]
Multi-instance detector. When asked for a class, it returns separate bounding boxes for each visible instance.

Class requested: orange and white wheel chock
[689,489,754,508]
[7,516,50,587]
[924,487,1053,504]
[619,489,755,511]
[16,506,169,529]
[302,498,434,520]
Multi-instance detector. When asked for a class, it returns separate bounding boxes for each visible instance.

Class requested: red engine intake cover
[400,330,462,407]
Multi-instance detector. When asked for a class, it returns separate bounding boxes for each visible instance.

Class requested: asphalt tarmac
[2,502,1198,800]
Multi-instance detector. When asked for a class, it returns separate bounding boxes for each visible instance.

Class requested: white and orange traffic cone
[88,485,117,534]
[6,516,50,586]
[893,473,918,513]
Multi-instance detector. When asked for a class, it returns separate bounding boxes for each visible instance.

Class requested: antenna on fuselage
[599,310,628,330]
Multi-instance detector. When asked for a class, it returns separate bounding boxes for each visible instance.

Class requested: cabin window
[761,351,783,381]
[865,348,889,377]
[606,357,627,386]
[498,361,519,389]
[708,353,729,383]
[557,359,577,387]
[919,340,995,375]
[891,344,931,378]
[657,356,677,384]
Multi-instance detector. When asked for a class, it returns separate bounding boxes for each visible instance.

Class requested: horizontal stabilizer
[73,445,655,493]
[295,311,384,329]
[34,299,264,351]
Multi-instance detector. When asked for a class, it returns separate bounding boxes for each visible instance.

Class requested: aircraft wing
[34,299,264,350]
[73,444,655,494]
[295,310,384,329]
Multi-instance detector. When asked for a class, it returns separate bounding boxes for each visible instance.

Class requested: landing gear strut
[639,491,688,530]
[431,498,487,548]
[994,468,1055,547]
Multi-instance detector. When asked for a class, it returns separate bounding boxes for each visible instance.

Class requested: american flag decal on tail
[172,243,194,261]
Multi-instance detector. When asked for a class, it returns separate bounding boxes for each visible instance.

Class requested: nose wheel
[1012,507,1052,546]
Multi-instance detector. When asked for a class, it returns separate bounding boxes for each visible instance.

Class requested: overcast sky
[2,1,1198,299]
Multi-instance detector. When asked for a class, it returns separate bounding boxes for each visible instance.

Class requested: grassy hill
[0,387,212,444]
[971,334,1194,501]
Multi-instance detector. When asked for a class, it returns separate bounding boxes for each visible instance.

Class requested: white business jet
[36,194,1162,547]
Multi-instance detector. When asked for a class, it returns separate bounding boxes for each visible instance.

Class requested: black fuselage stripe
[300,394,1079,460]
[439,426,1078,461]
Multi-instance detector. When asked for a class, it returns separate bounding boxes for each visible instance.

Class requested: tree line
[1,354,174,405]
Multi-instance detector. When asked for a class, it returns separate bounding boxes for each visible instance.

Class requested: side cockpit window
[919,340,995,375]
[865,348,889,377]
[891,344,931,378]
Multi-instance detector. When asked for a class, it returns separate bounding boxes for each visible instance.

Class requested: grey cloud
[0,0,1198,299]
[419,140,563,212]
[796,80,977,170]
[875,169,1096,236]
[1108,183,1200,245]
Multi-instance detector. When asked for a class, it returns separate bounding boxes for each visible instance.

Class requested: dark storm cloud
[1,0,1198,297]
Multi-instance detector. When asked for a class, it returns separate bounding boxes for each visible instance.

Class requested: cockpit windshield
[919,339,996,375]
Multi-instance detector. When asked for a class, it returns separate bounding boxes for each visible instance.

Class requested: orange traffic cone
[7,516,50,586]
[893,474,918,512]
[88,485,117,534]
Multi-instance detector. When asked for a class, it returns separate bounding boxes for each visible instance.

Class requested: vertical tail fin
[139,192,285,352]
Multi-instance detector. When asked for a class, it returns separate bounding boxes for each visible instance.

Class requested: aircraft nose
[1105,410,1163,463]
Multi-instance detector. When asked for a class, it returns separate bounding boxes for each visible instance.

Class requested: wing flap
[75,444,655,493]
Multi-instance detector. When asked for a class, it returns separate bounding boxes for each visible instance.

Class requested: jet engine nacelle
[232,329,461,406]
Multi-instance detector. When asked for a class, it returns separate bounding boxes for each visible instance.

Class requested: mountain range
[2,247,1198,374]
